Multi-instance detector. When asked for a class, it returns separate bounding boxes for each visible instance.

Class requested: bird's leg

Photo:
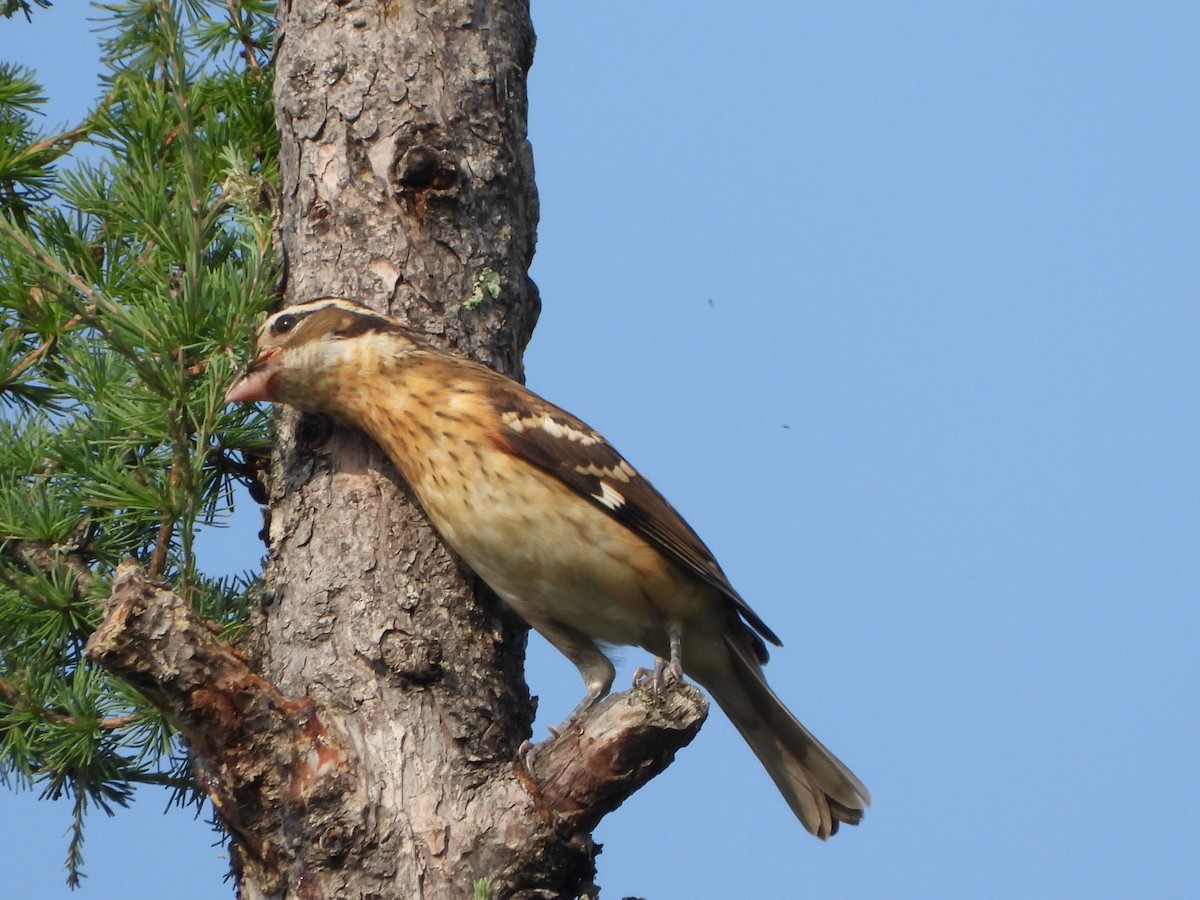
[525,628,681,770]
[519,673,607,770]
[527,618,615,737]
[520,670,610,770]
[562,677,611,727]
[665,623,684,683]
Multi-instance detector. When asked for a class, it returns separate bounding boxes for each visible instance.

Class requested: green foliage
[1,1,52,22]
[0,0,276,886]
[0,63,56,221]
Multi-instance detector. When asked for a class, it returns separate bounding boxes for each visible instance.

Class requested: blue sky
[3,3,1198,898]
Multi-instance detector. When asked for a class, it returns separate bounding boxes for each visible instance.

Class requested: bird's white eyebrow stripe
[272,299,355,319]
[261,299,412,343]
[267,298,378,323]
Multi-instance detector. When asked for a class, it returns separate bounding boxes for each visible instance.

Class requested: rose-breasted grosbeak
[225,297,869,837]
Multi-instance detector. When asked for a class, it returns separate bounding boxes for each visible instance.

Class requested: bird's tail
[697,634,870,838]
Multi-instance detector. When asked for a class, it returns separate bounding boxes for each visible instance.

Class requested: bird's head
[224,298,427,412]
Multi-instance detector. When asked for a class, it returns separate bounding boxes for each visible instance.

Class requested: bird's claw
[633,655,683,696]
[518,713,576,771]
[518,739,538,770]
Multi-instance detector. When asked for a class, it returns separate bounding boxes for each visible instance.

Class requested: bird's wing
[487,381,781,652]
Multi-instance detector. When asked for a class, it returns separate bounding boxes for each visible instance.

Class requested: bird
[224,297,870,838]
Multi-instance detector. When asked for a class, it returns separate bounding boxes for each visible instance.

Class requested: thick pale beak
[224,346,282,403]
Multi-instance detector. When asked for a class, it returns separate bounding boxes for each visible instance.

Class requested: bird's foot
[633,654,684,696]
[538,684,607,745]
[633,625,685,695]
[518,728,564,770]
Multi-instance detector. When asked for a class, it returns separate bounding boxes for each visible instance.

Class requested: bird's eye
[272,314,298,335]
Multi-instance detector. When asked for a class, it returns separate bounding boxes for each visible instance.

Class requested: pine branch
[85,562,356,894]
[0,536,95,597]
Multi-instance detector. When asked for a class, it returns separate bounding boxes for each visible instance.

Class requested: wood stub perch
[84,562,355,895]
[522,685,709,833]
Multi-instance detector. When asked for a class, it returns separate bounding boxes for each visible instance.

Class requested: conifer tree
[0,2,276,884]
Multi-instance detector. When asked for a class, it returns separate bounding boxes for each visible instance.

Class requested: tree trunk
[239,2,704,897]
[261,0,543,892]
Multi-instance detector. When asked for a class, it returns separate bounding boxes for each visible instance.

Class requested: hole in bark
[396,146,439,188]
[429,168,457,190]
[394,145,458,192]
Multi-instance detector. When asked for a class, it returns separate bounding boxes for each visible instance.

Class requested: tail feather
[698,633,870,838]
